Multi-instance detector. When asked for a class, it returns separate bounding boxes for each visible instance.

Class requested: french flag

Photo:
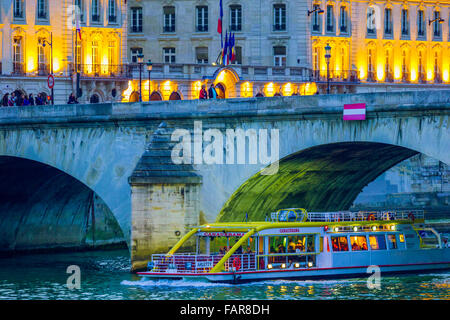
[343,103,366,121]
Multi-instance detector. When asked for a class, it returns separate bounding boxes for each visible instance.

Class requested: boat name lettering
[279,228,300,233]
[195,261,214,268]
[202,232,246,237]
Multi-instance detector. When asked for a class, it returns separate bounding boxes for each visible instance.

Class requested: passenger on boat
[295,240,304,252]
[277,244,285,253]
[288,240,296,252]
[351,242,360,251]
[332,238,339,251]
[361,242,368,250]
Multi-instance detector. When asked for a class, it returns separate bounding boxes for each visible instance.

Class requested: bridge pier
[128,123,202,272]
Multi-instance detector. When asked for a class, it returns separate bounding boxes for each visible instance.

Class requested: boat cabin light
[353,226,358,232]
[267,264,273,269]
[390,225,396,231]
[372,226,377,231]
[294,263,300,268]
[281,263,286,269]
[308,262,313,268]
[334,227,339,232]
[206,225,210,228]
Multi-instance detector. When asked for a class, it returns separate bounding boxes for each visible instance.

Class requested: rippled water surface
[0,249,448,300]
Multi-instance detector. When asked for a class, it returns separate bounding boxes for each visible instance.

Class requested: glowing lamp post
[325,43,331,94]
[41,32,54,104]
[137,53,144,102]
[146,59,153,101]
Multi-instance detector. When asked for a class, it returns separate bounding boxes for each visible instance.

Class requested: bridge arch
[216,142,423,222]
[0,156,124,252]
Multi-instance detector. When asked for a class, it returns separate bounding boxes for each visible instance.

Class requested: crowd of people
[1,92,80,107]
[1,92,51,107]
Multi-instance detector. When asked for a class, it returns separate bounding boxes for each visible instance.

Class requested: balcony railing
[77,64,131,79]
[38,63,51,76]
[311,70,359,83]
[12,62,25,75]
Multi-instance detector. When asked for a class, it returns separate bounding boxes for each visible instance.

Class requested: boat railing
[306,210,424,222]
[150,253,257,274]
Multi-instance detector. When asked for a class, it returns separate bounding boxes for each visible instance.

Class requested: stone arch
[150,91,163,101]
[169,91,182,100]
[216,142,426,222]
[213,67,240,98]
[129,91,140,102]
[0,155,125,252]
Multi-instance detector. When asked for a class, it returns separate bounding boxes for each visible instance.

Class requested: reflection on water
[0,249,448,300]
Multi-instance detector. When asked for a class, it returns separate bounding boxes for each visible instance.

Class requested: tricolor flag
[343,103,366,121]
[231,33,236,62]
[217,0,223,35]
[223,31,229,65]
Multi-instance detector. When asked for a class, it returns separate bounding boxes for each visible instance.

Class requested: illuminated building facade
[125,0,448,102]
[310,0,450,90]
[0,0,128,104]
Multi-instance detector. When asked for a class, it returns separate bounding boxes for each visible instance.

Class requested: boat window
[269,236,287,254]
[369,234,387,250]
[387,234,397,249]
[350,236,368,251]
[331,236,349,251]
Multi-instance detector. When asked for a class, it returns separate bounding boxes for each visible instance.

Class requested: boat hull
[137,260,450,284]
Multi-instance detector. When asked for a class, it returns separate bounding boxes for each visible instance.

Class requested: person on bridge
[199,84,208,99]
[208,84,217,99]
[1,93,9,107]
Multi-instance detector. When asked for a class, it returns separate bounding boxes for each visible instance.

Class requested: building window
[108,41,116,67]
[384,8,392,35]
[108,0,117,23]
[326,5,334,33]
[196,6,208,32]
[91,0,100,22]
[331,236,349,252]
[339,6,348,33]
[163,47,176,64]
[131,7,143,32]
[417,9,425,37]
[367,7,376,35]
[432,11,442,38]
[434,51,441,80]
[232,46,242,64]
[273,46,286,66]
[37,0,48,19]
[130,48,143,63]
[401,9,409,36]
[313,47,320,71]
[38,38,49,75]
[163,6,176,32]
[369,235,387,250]
[13,37,23,74]
[273,4,286,31]
[312,4,321,32]
[230,5,242,32]
[75,0,84,22]
[367,47,375,80]
[195,47,208,64]
[14,0,24,18]
[75,44,82,72]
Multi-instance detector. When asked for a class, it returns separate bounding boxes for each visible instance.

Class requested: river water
[0,249,448,300]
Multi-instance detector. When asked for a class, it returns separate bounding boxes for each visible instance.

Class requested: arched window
[169,92,182,100]
[150,91,163,101]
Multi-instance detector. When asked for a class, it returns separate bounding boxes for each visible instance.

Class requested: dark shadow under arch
[0,156,125,253]
[216,142,419,222]
[150,91,163,101]
[169,91,182,100]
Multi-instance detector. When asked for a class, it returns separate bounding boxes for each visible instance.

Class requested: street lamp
[325,43,331,94]
[146,59,153,101]
[307,6,324,16]
[429,16,445,25]
[137,53,144,102]
[41,32,54,104]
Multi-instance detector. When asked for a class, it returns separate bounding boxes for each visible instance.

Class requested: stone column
[128,122,202,272]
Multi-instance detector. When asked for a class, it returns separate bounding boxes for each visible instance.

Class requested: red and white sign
[343,103,366,121]
[47,75,55,89]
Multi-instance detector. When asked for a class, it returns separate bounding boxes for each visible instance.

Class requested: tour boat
[137,209,450,283]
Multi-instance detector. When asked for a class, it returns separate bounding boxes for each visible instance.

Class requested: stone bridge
[0,90,448,270]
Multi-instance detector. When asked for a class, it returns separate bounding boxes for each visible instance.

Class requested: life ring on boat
[233,257,241,271]
[408,212,415,222]
[367,213,376,221]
